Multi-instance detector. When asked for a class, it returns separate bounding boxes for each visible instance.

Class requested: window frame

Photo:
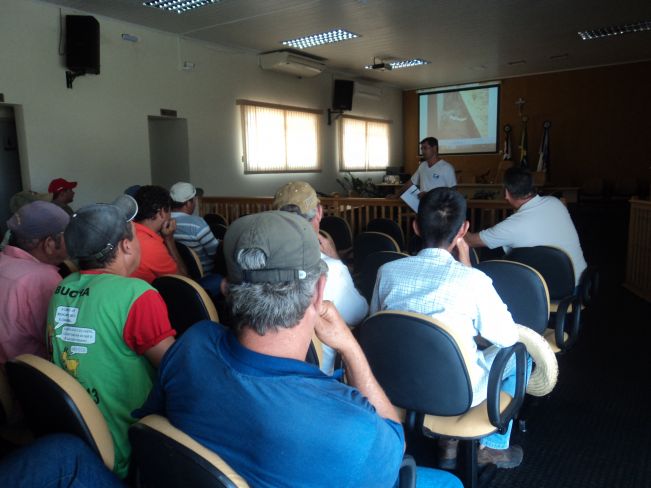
[338,114,392,172]
[237,99,323,174]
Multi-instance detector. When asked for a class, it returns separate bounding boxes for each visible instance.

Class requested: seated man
[371,188,526,469]
[48,177,77,216]
[169,181,219,273]
[465,166,587,285]
[0,201,69,363]
[47,195,176,478]
[136,211,460,488]
[272,181,368,374]
[131,185,189,283]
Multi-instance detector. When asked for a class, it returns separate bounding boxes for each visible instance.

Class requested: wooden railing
[200,196,513,239]
[625,198,651,302]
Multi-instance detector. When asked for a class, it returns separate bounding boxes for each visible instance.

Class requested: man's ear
[457,220,470,239]
[313,274,327,309]
[120,237,134,255]
[412,219,421,237]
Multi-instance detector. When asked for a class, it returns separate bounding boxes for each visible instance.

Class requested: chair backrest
[475,260,550,335]
[152,274,219,336]
[366,218,405,250]
[204,213,228,227]
[210,223,228,241]
[175,241,204,281]
[507,246,575,299]
[320,216,353,253]
[358,251,409,302]
[129,414,249,488]
[353,232,401,272]
[357,311,474,416]
[5,354,114,470]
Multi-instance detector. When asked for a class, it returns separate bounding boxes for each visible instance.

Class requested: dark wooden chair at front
[129,414,250,488]
[353,232,401,274]
[366,218,405,251]
[357,311,527,488]
[5,354,115,471]
[152,274,219,336]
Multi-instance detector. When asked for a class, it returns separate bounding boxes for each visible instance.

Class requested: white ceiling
[40,0,651,89]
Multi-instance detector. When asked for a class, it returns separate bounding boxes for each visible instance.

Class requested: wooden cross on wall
[515,98,526,116]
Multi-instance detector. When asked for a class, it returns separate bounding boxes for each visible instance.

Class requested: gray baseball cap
[224,211,322,284]
[6,201,69,240]
[65,195,138,260]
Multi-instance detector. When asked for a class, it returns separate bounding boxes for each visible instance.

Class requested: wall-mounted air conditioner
[355,82,383,100]
[259,51,325,78]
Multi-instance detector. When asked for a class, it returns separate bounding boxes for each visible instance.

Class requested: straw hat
[515,324,559,397]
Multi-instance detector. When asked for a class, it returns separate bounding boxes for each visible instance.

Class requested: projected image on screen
[419,85,499,154]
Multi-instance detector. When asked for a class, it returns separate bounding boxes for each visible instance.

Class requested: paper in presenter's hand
[400,186,420,212]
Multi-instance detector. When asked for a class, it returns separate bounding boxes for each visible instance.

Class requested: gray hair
[277,204,318,222]
[228,248,327,335]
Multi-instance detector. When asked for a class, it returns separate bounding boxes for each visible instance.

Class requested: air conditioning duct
[259,51,325,78]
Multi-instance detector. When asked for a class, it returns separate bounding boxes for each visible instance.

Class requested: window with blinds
[339,116,390,171]
[238,100,322,173]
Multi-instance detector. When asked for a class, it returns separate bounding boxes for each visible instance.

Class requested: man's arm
[161,219,189,277]
[387,180,415,199]
[144,336,175,368]
[465,231,486,248]
[316,301,402,427]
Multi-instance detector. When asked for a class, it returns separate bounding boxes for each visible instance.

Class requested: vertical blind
[240,102,320,173]
[340,116,389,171]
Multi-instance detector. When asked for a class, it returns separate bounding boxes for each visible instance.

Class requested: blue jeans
[481,354,532,449]
[0,434,124,487]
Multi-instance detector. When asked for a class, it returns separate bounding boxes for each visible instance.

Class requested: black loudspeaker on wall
[66,15,100,74]
[332,80,354,111]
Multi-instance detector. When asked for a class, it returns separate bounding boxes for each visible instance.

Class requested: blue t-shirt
[135,321,405,488]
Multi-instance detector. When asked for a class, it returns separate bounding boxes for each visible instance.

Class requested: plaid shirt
[370,247,518,405]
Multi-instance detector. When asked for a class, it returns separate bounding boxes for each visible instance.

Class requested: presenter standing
[391,137,457,199]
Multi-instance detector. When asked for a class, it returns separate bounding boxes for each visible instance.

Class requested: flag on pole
[537,121,551,173]
[503,124,512,160]
[519,117,528,169]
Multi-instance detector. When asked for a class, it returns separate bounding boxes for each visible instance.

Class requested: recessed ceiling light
[549,53,569,60]
[578,20,651,40]
[507,60,527,66]
[143,0,220,14]
[281,29,359,49]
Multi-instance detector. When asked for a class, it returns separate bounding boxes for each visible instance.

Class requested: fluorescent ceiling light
[281,29,359,49]
[364,59,431,70]
[578,20,651,40]
[143,0,220,14]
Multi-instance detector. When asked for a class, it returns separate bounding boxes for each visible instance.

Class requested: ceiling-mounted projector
[370,62,393,71]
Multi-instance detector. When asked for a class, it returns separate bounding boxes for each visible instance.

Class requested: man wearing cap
[169,182,219,275]
[131,185,189,283]
[0,202,69,363]
[47,194,176,479]
[135,211,461,488]
[273,181,368,375]
[48,178,77,216]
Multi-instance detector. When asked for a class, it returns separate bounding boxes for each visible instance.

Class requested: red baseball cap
[48,178,77,193]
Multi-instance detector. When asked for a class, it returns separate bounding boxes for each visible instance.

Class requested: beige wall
[0,0,403,206]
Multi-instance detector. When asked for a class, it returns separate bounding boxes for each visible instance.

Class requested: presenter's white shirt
[479,195,587,285]
[411,159,457,191]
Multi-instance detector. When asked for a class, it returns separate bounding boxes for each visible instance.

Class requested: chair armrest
[486,342,527,432]
[398,454,417,488]
[553,295,581,351]
[578,266,599,306]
